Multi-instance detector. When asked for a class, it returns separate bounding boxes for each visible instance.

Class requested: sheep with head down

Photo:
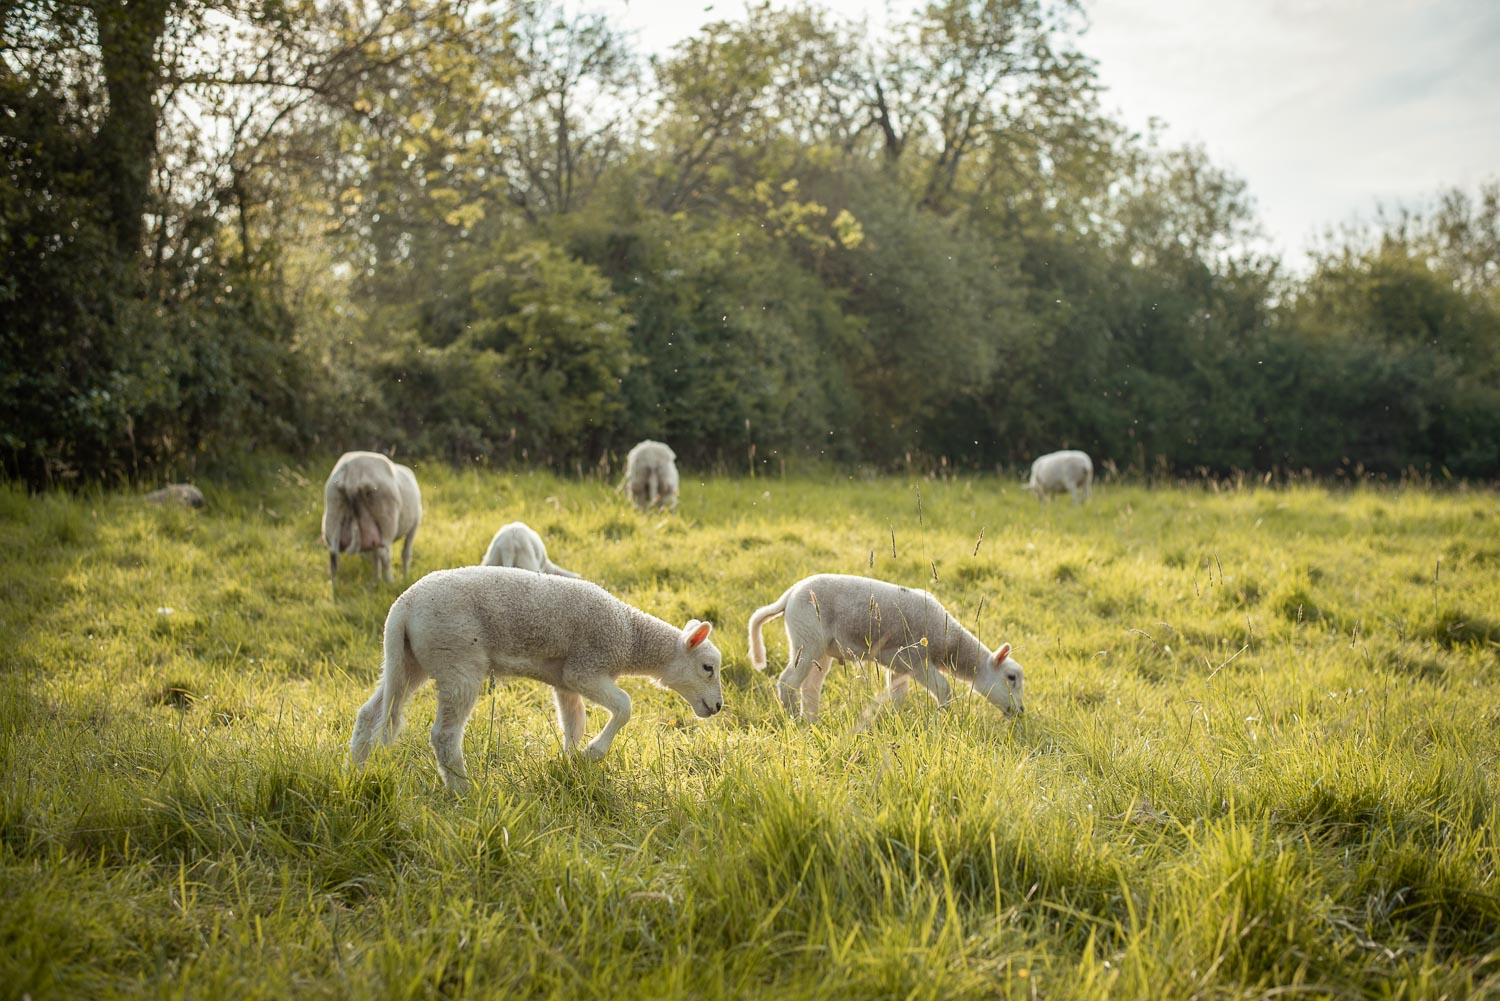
[623,440,679,512]
[481,521,579,578]
[748,573,1025,722]
[349,566,724,792]
[322,451,422,590]
[1023,450,1093,504]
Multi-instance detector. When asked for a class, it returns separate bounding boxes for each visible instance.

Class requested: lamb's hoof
[581,744,609,761]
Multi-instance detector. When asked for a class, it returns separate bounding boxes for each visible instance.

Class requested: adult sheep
[1023,450,1093,504]
[349,566,724,792]
[623,440,679,512]
[481,521,579,578]
[747,573,1025,722]
[322,451,422,589]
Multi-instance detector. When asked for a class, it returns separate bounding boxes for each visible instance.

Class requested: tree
[868,0,1088,210]
[503,2,636,219]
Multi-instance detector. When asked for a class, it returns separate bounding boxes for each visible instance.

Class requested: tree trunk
[92,0,170,266]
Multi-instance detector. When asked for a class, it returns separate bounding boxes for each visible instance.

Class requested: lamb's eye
[702,663,714,674]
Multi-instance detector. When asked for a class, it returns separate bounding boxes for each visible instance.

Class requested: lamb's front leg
[909,663,954,707]
[886,670,913,705]
[565,672,631,759]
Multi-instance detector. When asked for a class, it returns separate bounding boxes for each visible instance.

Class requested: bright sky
[598,0,1500,270]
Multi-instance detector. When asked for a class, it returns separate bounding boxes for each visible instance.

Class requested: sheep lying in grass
[322,451,422,589]
[748,574,1024,721]
[145,483,206,508]
[1024,450,1093,504]
[624,439,679,512]
[349,566,724,792]
[481,521,580,578]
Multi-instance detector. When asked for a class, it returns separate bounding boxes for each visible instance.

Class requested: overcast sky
[599,0,1500,270]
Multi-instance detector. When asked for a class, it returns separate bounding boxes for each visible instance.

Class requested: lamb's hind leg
[349,687,386,766]
[553,687,587,753]
[430,673,481,793]
[777,646,813,716]
[349,659,424,767]
[798,654,835,722]
[778,646,833,720]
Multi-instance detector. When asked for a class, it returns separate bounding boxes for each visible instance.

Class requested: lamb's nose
[714,701,723,714]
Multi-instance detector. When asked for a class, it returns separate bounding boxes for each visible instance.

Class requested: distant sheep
[145,483,205,509]
[623,440,679,512]
[1023,450,1093,504]
[748,573,1024,721]
[322,451,422,589]
[349,566,724,792]
[481,521,579,578]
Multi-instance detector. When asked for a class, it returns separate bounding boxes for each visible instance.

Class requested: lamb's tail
[544,560,581,579]
[747,586,794,671]
[349,598,423,764]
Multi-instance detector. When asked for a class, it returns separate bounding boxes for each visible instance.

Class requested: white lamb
[623,439,679,512]
[481,521,580,578]
[349,566,724,792]
[1023,449,1093,504]
[322,451,422,589]
[747,573,1025,721]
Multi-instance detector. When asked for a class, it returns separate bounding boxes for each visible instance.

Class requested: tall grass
[2,467,1499,998]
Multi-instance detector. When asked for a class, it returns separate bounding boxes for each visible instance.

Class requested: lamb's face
[973,643,1024,714]
[662,620,724,718]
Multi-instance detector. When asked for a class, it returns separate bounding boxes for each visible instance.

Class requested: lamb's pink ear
[684,620,713,650]
[991,643,1011,665]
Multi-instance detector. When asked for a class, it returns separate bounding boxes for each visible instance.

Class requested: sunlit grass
[3,466,1499,998]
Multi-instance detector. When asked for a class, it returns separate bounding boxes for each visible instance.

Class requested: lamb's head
[659,619,724,718]
[973,643,1024,714]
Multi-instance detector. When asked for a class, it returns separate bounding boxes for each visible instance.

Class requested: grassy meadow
[3,465,1500,999]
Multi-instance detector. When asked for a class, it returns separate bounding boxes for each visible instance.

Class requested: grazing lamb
[349,566,724,792]
[481,521,579,578]
[623,439,679,512]
[145,483,206,509]
[1023,450,1093,504]
[748,573,1024,721]
[322,451,422,589]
